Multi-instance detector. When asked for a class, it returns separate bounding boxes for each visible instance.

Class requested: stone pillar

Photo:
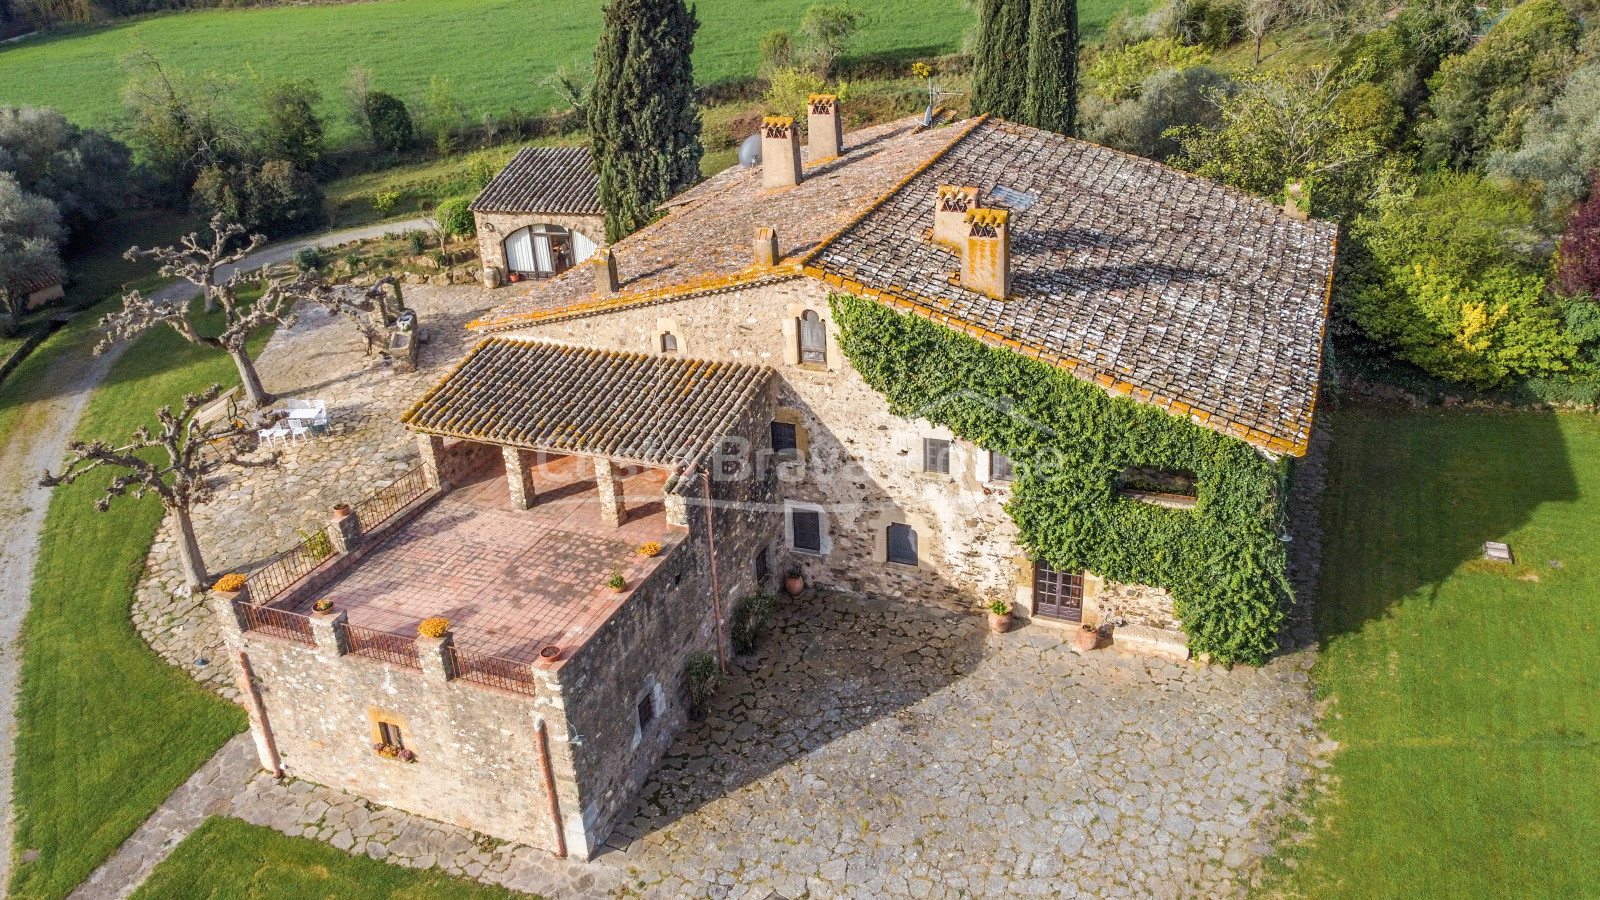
[325,506,362,555]
[309,608,349,657]
[753,226,779,268]
[934,185,980,249]
[664,489,689,528]
[503,445,538,510]
[209,589,247,641]
[961,208,1010,301]
[416,631,455,684]
[808,94,842,161]
[417,432,445,490]
[595,458,627,527]
[235,649,284,777]
[593,249,620,295]
[761,116,802,189]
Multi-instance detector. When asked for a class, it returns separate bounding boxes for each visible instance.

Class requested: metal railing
[236,601,315,645]
[446,646,540,696]
[340,623,421,670]
[245,530,336,605]
[352,466,429,531]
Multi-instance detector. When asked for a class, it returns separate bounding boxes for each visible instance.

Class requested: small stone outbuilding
[470,147,606,287]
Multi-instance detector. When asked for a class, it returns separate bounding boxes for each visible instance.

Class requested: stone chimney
[594,248,620,295]
[1283,181,1309,221]
[754,226,779,267]
[808,94,842,161]
[762,116,802,189]
[934,185,981,248]
[961,208,1010,301]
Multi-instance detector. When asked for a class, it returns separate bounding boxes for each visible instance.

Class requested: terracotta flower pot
[331,503,351,518]
[988,611,1012,634]
[1076,625,1100,652]
[784,573,805,598]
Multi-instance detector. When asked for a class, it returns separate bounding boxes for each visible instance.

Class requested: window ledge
[1119,489,1197,510]
[884,559,920,570]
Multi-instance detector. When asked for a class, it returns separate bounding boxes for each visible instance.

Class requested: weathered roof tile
[469,147,602,215]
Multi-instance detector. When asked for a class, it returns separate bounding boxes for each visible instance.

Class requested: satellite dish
[739,133,763,168]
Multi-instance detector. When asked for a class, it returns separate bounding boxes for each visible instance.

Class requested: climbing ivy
[830,293,1292,665]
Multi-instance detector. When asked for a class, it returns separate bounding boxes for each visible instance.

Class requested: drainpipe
[698,463,728,676]
[534,718,567,858]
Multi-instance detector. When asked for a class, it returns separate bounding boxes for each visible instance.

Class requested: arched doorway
[504,224,597,278]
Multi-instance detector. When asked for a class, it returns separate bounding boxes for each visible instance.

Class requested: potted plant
[783,567,805,598]
[418,617,450,639]
[987,600,1012,634]
[608,572,627,593]
[508,272,522,283]
[331,502,351,518]
[1076,623,1100,651]
[313,598,334,613]
[211,573,247,598]
[637,541,661,558]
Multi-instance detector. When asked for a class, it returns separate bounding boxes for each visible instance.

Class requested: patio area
[292,453,684,663]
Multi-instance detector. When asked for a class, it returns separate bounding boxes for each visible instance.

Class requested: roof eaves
[466,267,807,333]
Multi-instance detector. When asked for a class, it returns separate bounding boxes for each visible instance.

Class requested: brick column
[417,432,445,490]
[595,458,627,527]
[309,608,349,657]
[325,505,362,555]
[416,632,455,684]
[503,446,537,511]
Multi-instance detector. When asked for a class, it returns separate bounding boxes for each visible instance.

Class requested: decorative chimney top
[961,208,1010,301]
[808,94,842,161]
[934,185,981,248]
[1283,181,1310,220]
[593,248,620,295]
[754,226,780,267]
[762,116,803,189]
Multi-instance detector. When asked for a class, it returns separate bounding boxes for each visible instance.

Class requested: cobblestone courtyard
[118,286,1326,899]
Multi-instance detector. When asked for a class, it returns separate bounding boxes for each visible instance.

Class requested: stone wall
[227,627,580,855]
[1092,578,1180,631]
[504,278,1024,612]
[472,211,608,280]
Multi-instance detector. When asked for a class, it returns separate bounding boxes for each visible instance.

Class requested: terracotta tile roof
[469,146,602,215]
[14,273,61,294]
[467,113,974,331]
[401,338,773,467]
[804,118,1337,456]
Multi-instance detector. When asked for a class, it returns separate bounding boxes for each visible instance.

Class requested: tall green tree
[970,0,1031,120]
[589,0,704,242]
[1023,0,1078,135]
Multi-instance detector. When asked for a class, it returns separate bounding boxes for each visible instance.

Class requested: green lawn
[0,0,1150,147]
[8,314,269,900]
[1263,402,1600,898]
[130,818,538,900]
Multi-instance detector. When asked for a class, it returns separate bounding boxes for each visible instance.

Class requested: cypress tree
[588,0,704,243]
[969,0,1031,120]
[1024,0,1078,135]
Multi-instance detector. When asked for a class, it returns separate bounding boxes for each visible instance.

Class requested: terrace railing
[352,466,429,531]
[244,529,336,606]
[340,623,421,670]
[445,646,540,696]
[235,600,315,645]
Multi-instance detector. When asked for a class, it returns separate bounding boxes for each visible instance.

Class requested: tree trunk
[1254,31,1264,66]
[231,347,273,408]
[172,505,209,592]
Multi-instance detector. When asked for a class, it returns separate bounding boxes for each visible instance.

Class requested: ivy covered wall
[829,293,1295,665]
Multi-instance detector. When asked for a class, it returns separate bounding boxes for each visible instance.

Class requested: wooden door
[1032,562,1082,623]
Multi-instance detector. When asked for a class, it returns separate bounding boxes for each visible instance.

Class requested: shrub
[1086,65,1232,162]
[0,171,63,329]
[372,190,400,216]
[466,154,499,193]
[191,160,325,237]
[292,246,320,271]
[1087,38,1210,104]
[364,91,414,153]
[1489,64,1600,218]
[405,230,428,255]
[797,4,863,77]
[1557,183,1600,300]
[0,105,132,238]
[435,196,475,238]
[684,650,723,719]
[258,78,324,170]
[759,29,794,77]
[417,617,450,638]
[730,591,776,655]
[763,67,827,123]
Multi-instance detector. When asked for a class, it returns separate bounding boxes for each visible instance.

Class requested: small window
[923,438,951,475]
[886,523,918,566]
[660,332,678,353]
[755,547,770,585]
[378,721,404,750]
[771,421,798,455]
[989,451,1014,482]
[791,508,823,553]
[798,310,827,366]
[636,693,656,732]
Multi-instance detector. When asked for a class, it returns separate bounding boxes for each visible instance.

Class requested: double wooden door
[1032,562,1083,623]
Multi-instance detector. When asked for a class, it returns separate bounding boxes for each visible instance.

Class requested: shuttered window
[886,523,918,566]
[771,421,798,454]
[791,508,823,553]
[989,451,1014,482]
[798,310,827,365]
[924,438,951,475]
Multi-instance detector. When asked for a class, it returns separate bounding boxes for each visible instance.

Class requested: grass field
[130,817,540,900]
[0,0,1149,147]
[1262,402,1600,898]
[8,311,268,900]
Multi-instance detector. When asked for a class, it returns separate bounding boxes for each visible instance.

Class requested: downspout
[698,462,728,676]
[534,718,567,858]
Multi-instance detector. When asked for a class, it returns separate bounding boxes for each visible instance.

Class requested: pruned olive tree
[40,384,277,592]
[97,215,306,409]
[297,274,406,357]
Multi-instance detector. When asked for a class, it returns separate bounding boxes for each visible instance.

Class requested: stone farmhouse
[213,103,1337,862]
[470,146,607,286]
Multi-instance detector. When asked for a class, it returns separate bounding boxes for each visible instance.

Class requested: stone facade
[472,211,606,286]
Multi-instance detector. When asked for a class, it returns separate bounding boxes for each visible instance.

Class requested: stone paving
[117,282,1334,899]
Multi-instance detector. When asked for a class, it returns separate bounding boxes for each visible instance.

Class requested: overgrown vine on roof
[829,292,1293,665]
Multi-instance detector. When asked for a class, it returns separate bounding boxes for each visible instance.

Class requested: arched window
[504,224,596,277]
[798,309,827,366]
[886,523,918,566]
